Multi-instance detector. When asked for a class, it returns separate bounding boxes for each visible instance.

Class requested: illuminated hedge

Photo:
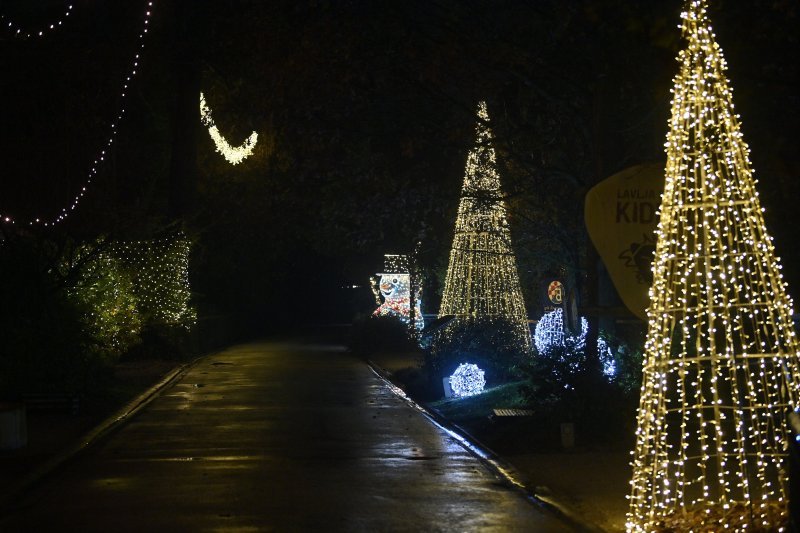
[112,233,196,329]
[69,245,142,360]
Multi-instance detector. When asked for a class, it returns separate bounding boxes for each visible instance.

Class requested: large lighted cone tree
[627,1,800,530]
[435,101,532,356]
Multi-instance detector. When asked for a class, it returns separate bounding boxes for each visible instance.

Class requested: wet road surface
[2,342,569,531]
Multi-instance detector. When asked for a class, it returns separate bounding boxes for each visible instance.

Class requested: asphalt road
[1,342,569,532]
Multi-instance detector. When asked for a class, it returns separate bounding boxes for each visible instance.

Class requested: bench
[492,408,535,417]
[22,393,81,415]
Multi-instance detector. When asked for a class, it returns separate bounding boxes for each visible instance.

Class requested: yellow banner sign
[584,163,664,319]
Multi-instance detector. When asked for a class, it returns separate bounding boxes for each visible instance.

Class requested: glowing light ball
[449,363,486,398]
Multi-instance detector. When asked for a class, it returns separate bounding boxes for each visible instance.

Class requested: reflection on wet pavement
[1,342,568,532]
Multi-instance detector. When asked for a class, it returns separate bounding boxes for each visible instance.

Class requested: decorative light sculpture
[449,363,486,398]
[199,92,258,165]
[372,254,424,332]
[533,308,588,354]
[435,101,532,355]
[627,1,800,530]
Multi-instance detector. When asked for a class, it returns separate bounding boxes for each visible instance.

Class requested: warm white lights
[627,1,800,530]
[0,2,156,226]
[199,92,258,165]
[111,233,195,328]
[435,101,532,355]
[1,4,74,39]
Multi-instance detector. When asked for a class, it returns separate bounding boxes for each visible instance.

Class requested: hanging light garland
[199,92,258,165]
[0,2,155,227]
[1,3,74,39]
[434,101,532,356]
[627,1,800,530]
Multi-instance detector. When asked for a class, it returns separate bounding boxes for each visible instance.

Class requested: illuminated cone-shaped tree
[627,1,800,530]
[434,102,532,360]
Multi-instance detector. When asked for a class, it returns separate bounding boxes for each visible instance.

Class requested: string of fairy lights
[0,1,155,227]
[1,3,74,39]
[199,92,258,165]
[627,1,800,530]
[435,101,532,355]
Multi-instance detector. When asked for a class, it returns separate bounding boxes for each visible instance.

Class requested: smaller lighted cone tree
[434,101,532,358]
[627,1,800,530]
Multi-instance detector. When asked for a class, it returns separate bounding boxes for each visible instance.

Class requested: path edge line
[366,359,604,533]
[0,354,206,512]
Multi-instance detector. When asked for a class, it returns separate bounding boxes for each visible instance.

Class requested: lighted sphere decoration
[533,308,587,354]
[372,254,424,331]
[449,363,486,398]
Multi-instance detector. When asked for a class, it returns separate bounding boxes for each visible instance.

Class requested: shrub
[517,329,645,445]
[428,317,530,385]
[0,235,105,394]
[111,235,196,329]
[67,243,142,361]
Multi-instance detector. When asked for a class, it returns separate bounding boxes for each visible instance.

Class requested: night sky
[1,0,798,332]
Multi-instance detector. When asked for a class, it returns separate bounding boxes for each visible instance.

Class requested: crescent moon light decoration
[199,92,258,165]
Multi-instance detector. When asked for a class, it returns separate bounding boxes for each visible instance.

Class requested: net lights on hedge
[0,2,155,227]
[435,101,532,355]
[449,363,486,398]
[1,3,74,38]
[111,233,195,328]
[627,1,800,530]
[199,92,258,165]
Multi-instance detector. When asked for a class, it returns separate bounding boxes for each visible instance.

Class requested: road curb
[0,354,206,512]
[366,359,604,533]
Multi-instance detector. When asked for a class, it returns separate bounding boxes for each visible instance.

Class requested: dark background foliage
[1,0,797,336]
